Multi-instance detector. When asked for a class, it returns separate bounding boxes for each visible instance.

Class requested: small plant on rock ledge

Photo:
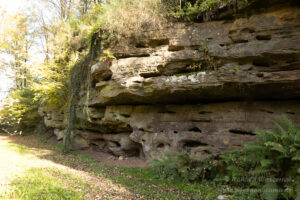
[186,39,220,72]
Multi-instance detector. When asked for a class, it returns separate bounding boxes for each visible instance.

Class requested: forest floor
[0,134,225,200]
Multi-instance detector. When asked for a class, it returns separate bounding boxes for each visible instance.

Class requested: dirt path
[0,135,141,199]
[0,135,191,200]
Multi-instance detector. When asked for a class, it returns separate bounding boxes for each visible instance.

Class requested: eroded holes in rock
[168,45,184,51]
[199,111,212,115]
[229,129,255,136]
[189,127,202,132]
[183,140,208,148]
[190,45,201,50]
[136,43,148,48]
[90,144,99,151]
[174,131,178,134]
[259,109,274,114]
[118,54,151,59]
[125,148,141,157]
[121,114,131,118]
[233,39,248,44]
[157,143,164,148]
[256,35,271,41]
[111,141,121,147]
[286,111,295,115]
[192,119,212,123]
[229,30,237,34]
[253,58,270,67]
[149,39,169,48]
[158,110,176,114]
[90,143,107,152]
[139,128,145,132]
[240,28,255,33]
[139,71,161,78]
[256,73,264,78]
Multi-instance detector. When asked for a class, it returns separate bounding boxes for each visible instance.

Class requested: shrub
[221,117,300,200]
[0,89,41,133]
[167,0,258,22]
[151,152,220,182]
[151,118,300,200]
[92,0,166,38]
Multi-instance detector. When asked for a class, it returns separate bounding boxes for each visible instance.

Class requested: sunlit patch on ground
[0,136,135,200]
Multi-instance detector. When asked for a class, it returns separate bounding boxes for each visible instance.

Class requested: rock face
[40,5,300,159]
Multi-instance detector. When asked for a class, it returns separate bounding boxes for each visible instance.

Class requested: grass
[0,134,243,199]
[3,168,87,200]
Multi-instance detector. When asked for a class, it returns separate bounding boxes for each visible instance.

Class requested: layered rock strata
[40,6,300,159]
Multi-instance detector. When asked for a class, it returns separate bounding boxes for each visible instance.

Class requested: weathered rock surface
[40,5,300,159]
[89,7,300,106]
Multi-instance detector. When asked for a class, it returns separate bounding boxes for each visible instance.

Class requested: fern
[222,117,300,200]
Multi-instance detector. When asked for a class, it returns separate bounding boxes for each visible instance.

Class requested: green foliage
[0,89,41,133]
[99,49,116,61]
[186,39,219,72]
[151,118,300,200]
[167,0,255,22]
[151,152,220,182]
[221,117,300,200]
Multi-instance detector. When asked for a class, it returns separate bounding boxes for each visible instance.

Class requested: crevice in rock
[219,43,231,47]
[168,45,184,51]
[256,35,271,40]
[183,140,208,148]
[199,111,213,114]
[139,71,161,78]
[229,30,237,34]
[232,39,249,44]
[259,109,274,114]
[117,54,151,59]
[192,119,212,122]
[229,129,255,136]
[158,110,176,114]
[136,43,148,48]
[189,127,202,132]
[241,28,255,33]
[120,114,131,118]
[286,111,295,115]
[149,39,169,48]
[190,45,201,50]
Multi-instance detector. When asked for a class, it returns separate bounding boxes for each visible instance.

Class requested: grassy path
[0,134,223,200]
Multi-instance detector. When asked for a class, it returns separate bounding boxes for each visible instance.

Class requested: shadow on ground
[3,134,194,200]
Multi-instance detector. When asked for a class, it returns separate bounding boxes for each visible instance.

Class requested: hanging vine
[63,31,103,153]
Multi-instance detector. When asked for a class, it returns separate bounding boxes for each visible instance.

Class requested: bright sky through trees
[0,0,34,106]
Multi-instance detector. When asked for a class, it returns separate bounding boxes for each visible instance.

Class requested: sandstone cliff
[39,4,300,159]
